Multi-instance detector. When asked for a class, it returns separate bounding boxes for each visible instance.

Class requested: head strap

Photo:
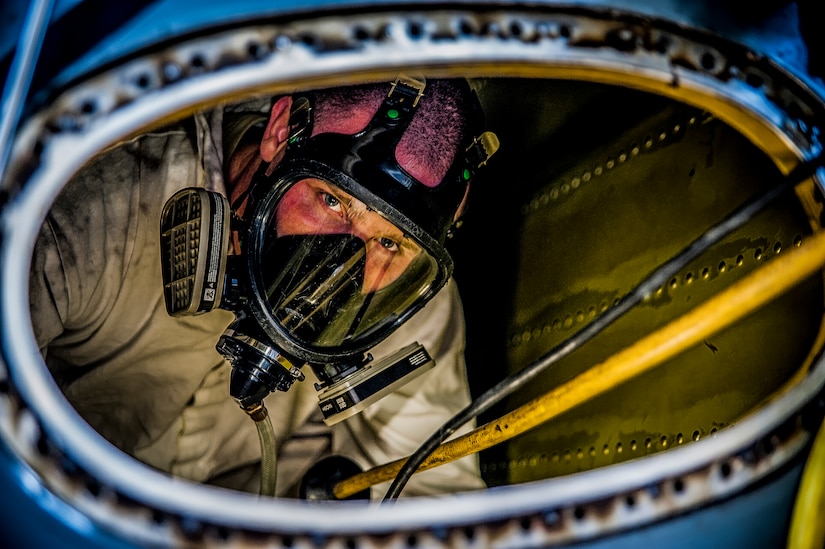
[273,75,498,243]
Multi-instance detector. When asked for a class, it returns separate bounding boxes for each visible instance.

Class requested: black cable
[381,154,825,502]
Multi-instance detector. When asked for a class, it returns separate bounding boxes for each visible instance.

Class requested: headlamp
[160,76,498,423]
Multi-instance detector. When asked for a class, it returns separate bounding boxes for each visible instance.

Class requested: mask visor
[251,177,443,358]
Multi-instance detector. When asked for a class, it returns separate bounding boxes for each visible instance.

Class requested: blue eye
[321,192,341,211]
[379,237,399,252]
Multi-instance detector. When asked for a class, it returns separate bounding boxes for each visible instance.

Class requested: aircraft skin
[1,2,823,548]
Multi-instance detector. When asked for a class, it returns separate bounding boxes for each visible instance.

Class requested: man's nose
[347,211,384,245]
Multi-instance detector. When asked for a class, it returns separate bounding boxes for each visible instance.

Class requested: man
[29,76,493,498]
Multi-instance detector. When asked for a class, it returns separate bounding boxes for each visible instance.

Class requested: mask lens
[255,178,442,351]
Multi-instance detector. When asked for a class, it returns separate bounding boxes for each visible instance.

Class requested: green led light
[463,168,471,180]
[387,109,399,119]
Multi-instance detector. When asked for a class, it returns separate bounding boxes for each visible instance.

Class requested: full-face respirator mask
[160,76,498,424]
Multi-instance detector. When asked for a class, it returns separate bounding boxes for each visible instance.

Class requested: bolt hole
[353,27,370,41]
[573,507,586,521]
[300,34,317,47]
[80,100,96,115]
[84,477,102,497]
[700,52,717,70]
[214,526,231,542]
[408,21,424,37]
[720,461,732,478]
[654,35,670,53]
[246,41,265,59]
[674,478,685,493]
[36,432,50,456]
[151,509,166,525]
[745,71,765,88]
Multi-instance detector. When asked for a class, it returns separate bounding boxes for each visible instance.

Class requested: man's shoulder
[116,118,198,158]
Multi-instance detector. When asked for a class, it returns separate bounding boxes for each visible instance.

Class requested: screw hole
[700,52,716,70]
[720,461,732,478]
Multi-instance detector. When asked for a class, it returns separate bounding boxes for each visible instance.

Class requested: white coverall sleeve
[331,278,486,498]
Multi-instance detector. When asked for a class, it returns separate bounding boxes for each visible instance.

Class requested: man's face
[274,178,423,292]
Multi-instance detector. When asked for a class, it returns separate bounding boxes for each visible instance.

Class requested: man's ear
[260,95,293,163]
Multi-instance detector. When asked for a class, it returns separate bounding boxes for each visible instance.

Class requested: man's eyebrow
[398,234,421,253]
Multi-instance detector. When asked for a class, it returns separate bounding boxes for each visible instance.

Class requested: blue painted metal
[0,442,140,549]
[0,1,822,547]
[577,461,805,549]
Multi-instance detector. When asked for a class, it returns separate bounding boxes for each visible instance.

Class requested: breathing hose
[332,219,825,500]
[243,403,278,497]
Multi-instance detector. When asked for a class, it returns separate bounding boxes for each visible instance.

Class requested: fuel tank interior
[38,75,825,490]
[453,77,824,487]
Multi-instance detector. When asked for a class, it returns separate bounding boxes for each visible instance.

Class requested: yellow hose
[788,414,825,549]
[333,229,825,500]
